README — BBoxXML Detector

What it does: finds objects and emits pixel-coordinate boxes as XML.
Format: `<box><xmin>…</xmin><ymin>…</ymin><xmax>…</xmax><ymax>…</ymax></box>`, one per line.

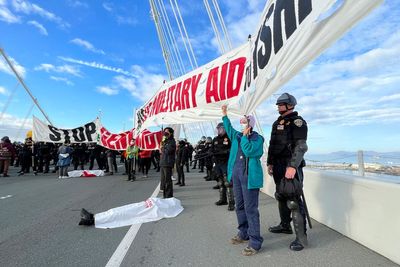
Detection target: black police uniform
<box><xmin>211</xmin><ymin>133</ymin><xmax>234</xmax><ymax>210</ymax></box>
<box><xmin>267</xmin><ymin>111</ymin><xmax>308</xmax><ymax>249</ymax></box>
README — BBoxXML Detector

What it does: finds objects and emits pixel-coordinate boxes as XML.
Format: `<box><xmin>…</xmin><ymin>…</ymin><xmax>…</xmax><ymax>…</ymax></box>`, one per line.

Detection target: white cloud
<box><xmin>96</xmin><ymin>86</ymin><xmax>118</xmax><ymax>95</ymax></box>
<box><xmin>59</xmin><ymin>56</ymin><xmax>137</xmax><ymax>77</ymax></box>
<box><xmin>27</xmin><ymin>20</ymin><xmax>48</xmax><ymax>35</ymax></box>
<box><xmin>102</xmin><ymin>2</ymin><xmax>137</xmax><ymax>26</ymax></box>
<box><xmin>116</xmin><ymin>15</ymin><xmax>137</xmax><ymax>26</ymax></box>
<box><xmin>34</xmin><ymin>63</ymin><xmax>81</xmax><ymax>77</ymax></box>
<box><xmin>67</xmin><ymin>0</ymin><xmax>88</xmax><ymax>8</ymax></box>
<box><xmin>50</xmin><ymin>76</ymin><xmax>73</xmax><ymax>86</ymax></box>
<box><xmin>0</xmin><ymin>4</ymin><xmax>20</xmax><ymax>23</ymax></box>
<box><xmin>0</xmin><ymin>55</ymin><xmax>26</xmax><ymax>78</ymax></box>
<box><xmin>70</xmin><ymin>38</ymin><xmax>105</xmax><ymax>55</ymax></box>
<box><xmin>378</xmin><ymin>93</ymin><xmax>400</xmax><ymax>102</ymax></box>
<box><xmin>0</xmin><ymin>112</ymin><xmax>32</xmax><ymax>142</ymax></box>
<box><xmin>102</xmin><ymin>2</ymin><xmax>113</xmax><ymax>12</ymax></box>
<box><xmin>0</xmin><ymin>85</ymin><xmax>8</xmax><ymax>95</ymax></box>
<box><xmin>11</xmin><ymin>0</ymin><xmax>70</xmax><ymax>28</ymax></box>
<box><xmin>113</xmin><ymin>65</ymin><xmax>165</xmax><ymax>102</ymax></box>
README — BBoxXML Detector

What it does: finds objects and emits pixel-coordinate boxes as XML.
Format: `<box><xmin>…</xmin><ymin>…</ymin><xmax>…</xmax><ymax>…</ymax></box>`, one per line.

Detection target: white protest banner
<box><xmin>136</xmin><ymin>0</ymin><xmax>382</xmax><ymax>130</ymax></box>
<box><xmin>32</xmin><ymin>116</ymin><xmax>99</xmax><ymax>143</ymax></box>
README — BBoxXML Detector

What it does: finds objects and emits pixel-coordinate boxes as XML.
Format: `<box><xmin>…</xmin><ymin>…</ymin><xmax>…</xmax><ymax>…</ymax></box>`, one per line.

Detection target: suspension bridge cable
<box><xmin>157</xmin><ymin>0</ymin><xmax>186</xmax><ymax>75</ymax></box>
<box><xmin>0</xmin><ymin>47</ymin><xmax>52</xmax><ymax>125</ymax></box>
<box><xmin>172</xmin><ymin>0</ymin><xmax>198</xmax><ymax>68</ymax></box>
<box><xmin>149</xmin><ymin>0</ymin><xmax>174</xmax><ymax>80</ymax></box>
<box><xmin>204</xmin><ymin>0</ymin><xmax>226</xmax><ymax>54</ymax></box>
<box><xmin>212</xmin><ymin>0</ymin><xmax>232</xmax><ymax>50</ymax></box>
<box><xmin>168</xmin><ymin>0</ymin><xmax>195</xmax><ymax>70</ymax></box>
<box><xmin>15</xmin><ymin>102</ymin><xmax>35</xmax><ymax>141</ymax></box>
<box><xmin>0</xmin><ymin>81</ymin><xmax>20</xmax><ymax>123</ymax></box>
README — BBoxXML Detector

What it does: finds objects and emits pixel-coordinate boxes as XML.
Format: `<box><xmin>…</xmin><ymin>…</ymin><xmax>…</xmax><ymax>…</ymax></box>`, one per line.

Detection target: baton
<box><xmin>296</xmin><ymin>167</ymin><xmax>312</xmax><ymax>229</ymax></box>
<box><xmin>301</xmin><ymin>192</ymin><xmax>312</xmax><ymax>229</ymax></box>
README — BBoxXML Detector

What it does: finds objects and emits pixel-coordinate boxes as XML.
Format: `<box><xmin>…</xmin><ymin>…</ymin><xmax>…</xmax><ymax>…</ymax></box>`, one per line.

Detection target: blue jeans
<box><xmin>232</xmin><ymin>168</ymin><xmax>263</xmax><ymax>250</ymax></box>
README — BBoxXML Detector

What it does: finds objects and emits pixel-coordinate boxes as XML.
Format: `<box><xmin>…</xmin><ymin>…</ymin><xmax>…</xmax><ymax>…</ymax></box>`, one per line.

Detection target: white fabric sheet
<box><xmin>94</xmin><ymin>197</ymin><xmax>184</xmax><ymax>229</ymax></box>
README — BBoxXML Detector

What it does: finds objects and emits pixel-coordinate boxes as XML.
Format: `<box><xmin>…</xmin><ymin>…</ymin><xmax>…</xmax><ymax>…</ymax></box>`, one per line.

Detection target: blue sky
<box><xmin>0</xmin><ymin>0</ymin><xmax>399</xmax><ymax>153</ymax></box>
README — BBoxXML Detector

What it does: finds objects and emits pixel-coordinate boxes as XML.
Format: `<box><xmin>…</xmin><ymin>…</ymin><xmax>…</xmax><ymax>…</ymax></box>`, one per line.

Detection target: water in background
<box><xmin>305</xmin><ymin>151</ymin><xmax>400</xmax><ymax>183</ymax></box>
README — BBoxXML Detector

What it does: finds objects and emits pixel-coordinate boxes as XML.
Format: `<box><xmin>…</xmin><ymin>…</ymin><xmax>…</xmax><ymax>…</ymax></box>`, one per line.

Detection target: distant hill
<box><xmin>305</xmin><ymin>151</ymin><xmax>400</xmax><ymax>166</ymax></box>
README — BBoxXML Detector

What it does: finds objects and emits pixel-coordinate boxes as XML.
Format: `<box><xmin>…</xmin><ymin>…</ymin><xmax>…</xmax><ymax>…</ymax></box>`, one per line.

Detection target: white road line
<box><xmin>105</xmin><ymin>183</ymin><xmax>160</xmax><ymax>267</ymax></box>
<box><xmin>0</xmin><ymin>195</ymin><xmax>13</xmax><ymax>200</ymax></box>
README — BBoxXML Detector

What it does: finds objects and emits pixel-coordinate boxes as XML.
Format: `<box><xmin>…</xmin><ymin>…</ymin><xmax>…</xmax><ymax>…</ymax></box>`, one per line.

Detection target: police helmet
<box><xmin>276</xmin><ymin>93</ymin><xmax>297</xmax><ymax>106</ymax></box>
<box><xmin>206</xmin><ymin>137</ymin><xmax>212</xmax><ymax>143</ymax></box>
<box><xmin>201</xmin><ymin>136</ymin><xmax>206</xmax><ymax>141</ymax></box>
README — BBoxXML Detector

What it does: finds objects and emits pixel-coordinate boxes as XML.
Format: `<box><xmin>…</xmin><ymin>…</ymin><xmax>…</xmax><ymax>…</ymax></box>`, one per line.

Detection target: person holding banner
<box><xmin>222</xmin><ymin>105</ymin><xmax>264</xmax><ymax>256</ymax></box>
<box><xmin>159</xmin><ymin>127</ymin><xmax>176</xmax><ymax>198</ymax></box>
<box><xmin>125</xmin><ymin>139</ymin><xmax>139</xmax><ymax>181</ymax></box>
<box><xmin>267</xmin><ymin>93</ymin><xmax>309</xmax><ymax>251</ymax></box>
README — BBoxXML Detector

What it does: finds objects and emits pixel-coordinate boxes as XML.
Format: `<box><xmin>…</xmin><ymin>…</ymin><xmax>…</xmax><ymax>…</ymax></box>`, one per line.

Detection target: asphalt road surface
<box><xmin>0</xmin><ymin>165</ymin><xmax>397</xmax><ymax>267</ymax></box>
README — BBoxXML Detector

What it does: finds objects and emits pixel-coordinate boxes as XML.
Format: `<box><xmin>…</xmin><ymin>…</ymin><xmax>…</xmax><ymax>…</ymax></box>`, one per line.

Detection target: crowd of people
<box><xmin>2</xmin><ymin>93</ymin><xmax>310</xmax><ymax>256</ymax></box>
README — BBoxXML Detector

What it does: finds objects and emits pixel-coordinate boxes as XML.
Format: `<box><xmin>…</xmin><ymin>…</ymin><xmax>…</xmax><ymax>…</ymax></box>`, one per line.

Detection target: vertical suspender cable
<box><xmin>212</xmin><ymin>0</ymin><xmax>232</xmax><ymax>50</ymax></box>
<box><xmin>157</xmin><ymin>0</ymin><xmax>186</xmax><ymax>75</ymax></box>
<box><xmin>169</xmin><ymin>0</ymin><xmax>195</xmax><ymax>70</ymax></box>
<box><xmin>149</xmin><ymin>0</ymin><xmax>174</xmax><ymax>80</ymax></box>
<box><xmin>204</xmin><ymin>0</ymin><xmax>225</xmax><ymax>54</ymax></box>
<box><xmin>172</xmin><ymin>0</ymin><xmax>198</xmax><ymax>68</ymax></box>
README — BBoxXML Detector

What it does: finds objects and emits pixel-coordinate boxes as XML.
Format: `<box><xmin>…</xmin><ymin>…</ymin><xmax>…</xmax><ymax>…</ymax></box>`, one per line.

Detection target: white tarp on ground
<box><xmin>67</xmin><ymin>170</ymin><xmax>105</xmax><ymax>177</ymax></box>
<box><xmin>94</xmin><ymin>197</ymin><xmax>184</xmax><ymax>229</ymax></box>
<box><xmin>136</xmin><ymin>0</ymin><xmax>383</xmax><ymax>131</ymax></box>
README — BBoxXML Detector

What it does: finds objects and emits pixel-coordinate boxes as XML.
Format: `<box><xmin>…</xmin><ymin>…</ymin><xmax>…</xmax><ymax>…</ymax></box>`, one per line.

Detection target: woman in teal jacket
<box><xmin>222</xmin><ymin>105</ymin><xmax>264</xmax><ymax>256</ymax></box>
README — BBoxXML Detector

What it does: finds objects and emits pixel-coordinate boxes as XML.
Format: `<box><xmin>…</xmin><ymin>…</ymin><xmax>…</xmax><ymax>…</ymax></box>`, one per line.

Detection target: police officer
<box><xmin>267</xmin><ymin>93</ymin><xmax>309</xmax><ymax>251</ymax></box>
<box><xmin>197</xmin><ymin>136</ymin><xmax>206</xmax><ymax>172</ymax></box>
<box><xmin>211</xmin><ymin>123</ymin><xmax>233</xmax><ymax>210</ymax></box>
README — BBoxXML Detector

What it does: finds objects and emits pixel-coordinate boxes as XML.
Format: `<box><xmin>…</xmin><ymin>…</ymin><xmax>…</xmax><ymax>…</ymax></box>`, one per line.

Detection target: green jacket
<box><xmin>126</xmin><ymin>145</ymin><xmax>139</xmax><ymax>159</ymax></box>
<box><xmin>223</xmin><ymin>115</ymin><xmax>264</xmax><ymax>189</ymax></box>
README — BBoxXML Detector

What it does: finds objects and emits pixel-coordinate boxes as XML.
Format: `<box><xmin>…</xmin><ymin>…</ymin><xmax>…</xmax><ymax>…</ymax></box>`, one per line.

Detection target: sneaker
<box><xmin>58</xmin><ymin>176</ymin><xmax>62</xmax><ymax>179</ymax></box>
<box><xmin>144</xmin><ymin>175</ymin><xmax>148</xmax><ymax>178</ymax></box>
<box><xmin>230</xmin><ymin>235</ymin><xmax>248</xmax><ymax>245</ymax></box>
<box><xmin>171</xmin><ymin>176</ymin><xmax>176</xmax><ymax>181</ymax></box>
<box><xmin>268</xmin><ymin>223</ymin><xmax>293</xmax><ymax>234</ymax></box>
<box><xmin>242</xmin><ymin>246</ymin><xmax>258</xmax><ymax>256</ymax></box>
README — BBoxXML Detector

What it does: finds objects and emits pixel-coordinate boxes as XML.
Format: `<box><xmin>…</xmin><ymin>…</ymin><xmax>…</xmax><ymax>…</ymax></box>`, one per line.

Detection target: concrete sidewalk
<box><xmin>122</xmin><ymin>170</ymin><xmax>397</xmax><ymax>267</ymax></box>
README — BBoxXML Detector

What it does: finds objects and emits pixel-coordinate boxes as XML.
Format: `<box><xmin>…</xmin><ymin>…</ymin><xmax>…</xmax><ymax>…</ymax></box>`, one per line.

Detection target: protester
<box><xmin>125</xmin><ymin>139</ymin><xmax>139</xmax><ymax>181</ymax></box>
<box><xmin>57</xmin><ymin>140</ymin><xmax>73</xmax><ymax>178</ymax></box>
<box><xmin>0</xmin><ymin>136</ymin><xmax>16</xmax><ymax>177</ymax></box>
<box><xmin>139</xmin><ymin>149</ymin><xmax>152</xmax><ymax>178</ymax></box>
<box><xmin>159</xmin><ymin>127</ymin><xmax>176</xmax><ymax>198</ymax></box>
<box><xmin>222</xmin><ymin>105</ymin><xmax>264</xmax><ymax>256</ymax></box>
